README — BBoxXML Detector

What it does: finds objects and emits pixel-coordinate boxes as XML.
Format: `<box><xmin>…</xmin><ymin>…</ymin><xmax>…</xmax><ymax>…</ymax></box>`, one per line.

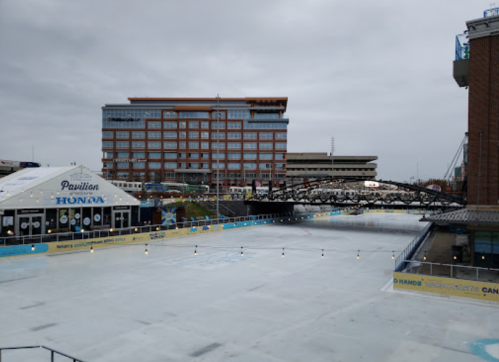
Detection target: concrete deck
<box><xmin>0</xmin><ymin>213</ymin><xmax>498</xmax><ymax>362</ymax></box>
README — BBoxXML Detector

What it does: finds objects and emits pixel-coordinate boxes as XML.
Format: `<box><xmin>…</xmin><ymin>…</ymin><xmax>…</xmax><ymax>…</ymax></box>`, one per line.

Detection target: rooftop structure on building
<box><xmin>102</xmin><ymin>97</ymin><xmax>289</xmax><ymax>189</ymax></box>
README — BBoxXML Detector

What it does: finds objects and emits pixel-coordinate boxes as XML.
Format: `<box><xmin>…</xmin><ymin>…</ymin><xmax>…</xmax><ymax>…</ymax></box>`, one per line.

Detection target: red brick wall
<box><xmin>467</xmin><ymin>35</ymin><xmax>499</xmax><ymax>206</ymax></box>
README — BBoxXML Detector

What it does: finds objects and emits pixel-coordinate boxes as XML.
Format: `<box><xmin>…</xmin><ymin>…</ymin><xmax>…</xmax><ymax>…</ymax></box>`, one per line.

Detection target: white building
<box><xmin>0</xmin><ymin>166</ymin><xmax>140</xmax><ymax>237</ymax></box>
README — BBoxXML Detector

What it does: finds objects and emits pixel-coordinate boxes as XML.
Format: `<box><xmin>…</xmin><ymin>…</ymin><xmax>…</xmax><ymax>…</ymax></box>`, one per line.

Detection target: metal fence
<box><xmin>0</xmin><ymin>212</ymin><xmax>301</xmax><ymax>247</ymax></box>
<box><xmin>0</xmin><ymin>345</ymin><xmax>85</xmax><ymax>362</ymax></box>
<box><xmin>394</xmin><ymin>223</ymin><xmax>433</xmax><ymax>271</ymax></box>
<box><xmin>398</xmin><ymin>259</ymin><xmax>499</xmax><ymax>283</ymax></box>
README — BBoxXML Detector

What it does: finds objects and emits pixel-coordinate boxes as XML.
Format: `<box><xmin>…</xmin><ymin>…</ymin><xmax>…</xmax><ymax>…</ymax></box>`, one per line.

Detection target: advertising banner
<box><xmin>161</xmin><ymin>207</ymin><xmax>177</xmax><ymax>226</ymax></box>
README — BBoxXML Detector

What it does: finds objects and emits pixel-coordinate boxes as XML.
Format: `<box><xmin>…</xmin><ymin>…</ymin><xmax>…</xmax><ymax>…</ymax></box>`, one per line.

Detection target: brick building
<box><xmin>101</xmin><ymin>97</ymin><xmax>288</xmax><ymax>189</ymax></box>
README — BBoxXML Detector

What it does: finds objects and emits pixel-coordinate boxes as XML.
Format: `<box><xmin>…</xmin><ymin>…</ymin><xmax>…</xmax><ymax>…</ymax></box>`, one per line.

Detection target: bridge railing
<box><xmin>394</xmin><ymin>223</ymin><xmax>433</xmax><ymax>272</ymax></box>
<box><xmin>0</xmin><ymin>345</ymin><xmax>86</xmax><ymax>362</ymax></box>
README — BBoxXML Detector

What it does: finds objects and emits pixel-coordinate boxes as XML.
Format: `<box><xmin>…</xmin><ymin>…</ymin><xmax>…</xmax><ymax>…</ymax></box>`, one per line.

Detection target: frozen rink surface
<box><xmin>1</xmin><ymin>213</ymin><xmax>499</xmax><ymax>362</ymax></box>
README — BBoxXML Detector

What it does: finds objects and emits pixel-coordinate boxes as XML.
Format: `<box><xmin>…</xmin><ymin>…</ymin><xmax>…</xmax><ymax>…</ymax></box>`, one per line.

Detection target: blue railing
<box><xmin>484</xmin><ymin>7</ymin><xmax>499</xmax><ymax>17</ymax></box>
<box><xmin>455</xmin><ymin>34</ymin><xmax>469</xmax><ymax>61</ymax></box>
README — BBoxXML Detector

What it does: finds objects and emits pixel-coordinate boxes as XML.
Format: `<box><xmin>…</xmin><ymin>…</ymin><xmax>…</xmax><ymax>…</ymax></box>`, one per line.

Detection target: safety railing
<box><xmin>0</xmin><ymin>345</ymin><xmax>85</xmax><ymax>362</ymax></box>
<box><xmin>398</xmin><ymin>260</ymin><xmax>499</xmax><ymax>283</ymax></box>
<box><xmin>394</xmin><ymin>223</ymin><xmax>433</xmax><ymax>272</ymax></box>
<box><xmin>0</xmin><ymin>212</ymin><xmax>300</xmax><ymax>247</ymax></box>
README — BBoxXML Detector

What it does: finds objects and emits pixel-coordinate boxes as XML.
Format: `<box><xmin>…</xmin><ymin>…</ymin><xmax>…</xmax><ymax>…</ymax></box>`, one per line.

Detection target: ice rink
<box><xmin>1</xmin><ymin>213</ymin><xmax>498</xmax><ymax>362</ymax></box>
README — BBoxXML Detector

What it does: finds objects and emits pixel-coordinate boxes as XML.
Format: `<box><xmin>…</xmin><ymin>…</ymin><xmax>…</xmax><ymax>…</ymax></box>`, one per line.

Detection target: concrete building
<box><xmin>285</xmin><ymin>153</ymin><xmax>377</xmax><ymax>184</ymax></box>
<box><xmin>101</xmin><ymin>97</ymin><xmax>289</xmax><ymax>189</ymax></box>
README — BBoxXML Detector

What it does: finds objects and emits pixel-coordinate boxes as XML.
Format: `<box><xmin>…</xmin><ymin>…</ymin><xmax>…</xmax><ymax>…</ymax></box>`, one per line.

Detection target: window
<box><xmin>164</xmin><ymin>172</ymin><xmax>176</xmax><ymax>179</ymax></box>
<box><xmin>275</xmin><ymin>142</ymin><xmax>287</xmax><ymax>150</ymax></box>
<box><xmin>116</xmin><ymin>141</ymin><xmax>129</xmax><ymax>149</ymax></box>
<box><xmin>164</xmin><ymin>121</ymin><xmax>177</xmax><ymax>128</ymax></box>
<box><xmin>179</xmin><ymin>121</ymin><xmax>186</xmax><ymax>128</ymax></box>
<box><xmin>228</xmin><ymin>153</ymin><xmax>241</xmax><ymax>160</ymax></box>
<box><xmin>212</xmin><ymin>111</ymin><xmax>226</xmax><ymax>119</ymax></box>
<box><xmin>179</xmin><ymin>112</ymin><xmax>210</xmax><ymax>119</ymax></box>
<box><xmin>228</xmin><ymin>132</ymin><xmax>241</xmax><ymax>139</ymax></box>
<box><xmin>254</xmin><ymin>113</ymin><xmax>279</xmax><ymax>119</ymax></box>
<box><xmin>178</xmin><ymin>131</ymin><xmax>186</xmax><ymax>139</ymax></box>
<box><xmin>212</xmin><ymin>152</ymin><xmax>225</xmax><ymax>160</ymax></box>
<box><xmin>164</xmin><ymin>142</ymin><xmax>177</xmax><ymax>149</ymax></box>
<box><xmin>201</xmin><ymin>121</ymin><xmax>209</xmax><ymax>129</ymax></box>
<box><xmin>212</xmin><ymin>142</ymin><xmax>225</xmax><ymax>149</ymax></box>
<box><xmin>189</xmin><ymin>121</ymin><xmax>199</xmax><ymax>128</ymax></box>
<box><xmin>164</xmin><ymin>152</ymin><xmax>177</xmax><ymax>159</ymax></box>
<box><xmin>259</xmin><ymin>132</ymin><xmax>273</xmax><ymax>140</ymax></box>
<box><xmin>201</xmin><ymin>142</ymin><xmax>209</xmax><ymax>149</ymax></box>
<box><xmin>261</xmin><ymin>173</ymin><xmax>271</xmax><ymax>178</ymax></box>
<box><xmin>163</xmin><ymin>111</ymin><xmax>177</xmax><ymax>118</ymax></box>
<box><xmin>228</xmin><ymin>109</ymin><xmax>250</xmax><ymax>119</ymax></box>
<box><xmin>133</xmin><ymin>163</ymin><xmax>145</xmax><ymax>169</ymax></box>
<box><xmin>200</xmin><ymin>163</ymin><xmax>209</xmax><ymax>169</ymax></box>
<box><xmin>117</xmin><ymin>152</ymin><xmax>129</xmax><ymax>158</ymax></box>
<box><xmin>201</xmin><ymin>153</ymin><xmax>209</xmax><ymax>159</ymax></box>
<box><xmin>228</xmin><ymin>163</ymin><xmax>240</xmax><ymax>170</ymax></box>
<box><xmin>211</xmin><ymin>132</ymin><xmax>225</xmax><ymax>139</ymax></box>
<box><xmin>117</xmin><ymin>172</ymin><xmax>129</xmax><ymax>178</ymax></box>
<box><xmin>117</xmin><ymin>162</ymin><xmax>129</xmax><ymax>168</ymax></box>
<box><xmin>275</xmin><ymin>174</ymin><xmax>285</xmax><ymax>178</ymax></box>
<box><xmin>201</xmin><ymin>131</ymin><xmax>209</xmax><ymax>139</ymax></box>
<box><xmin>104</xmin><ymin>162</ymin><xmax>113</xmax><ymax>169</ymax></box>
<box><xmin>260</xmin><ymin>163</ymin><xmax>272</xmax><ymax>169</ymax></box>
<box><xmin>102</xmin><ymin>141</ymin><xmax>113</xmax><ymax>148</ymax></box>
<box><xmin>212</xmin><ymin>163</ymin><xmax>225</xmax><ymax>169</ymax></box>
<box><xmin>133</xmin><ymin>152</ymin><xmax>145</xmax><ymax>158</ymax></box>
<box><xmin>102</xmin><ymin>131</ymin><xmax>113</xmax><ymax>138</ymax></box>
<box><xmin>189</xmin><ymin>131</ymin><xmax>199</xmax><ymax>139</ymax></box>
<box><xmin>276</xmin><ymin>163</ymin><xmax>285</xmax><ymax>170</ymax></box>
<box><xmin>228</xmin><ymin>122</ymin><xmax>241</xmax><ymax>129</ymax></box>
<box><xmin>132</xmin><ymin>141</ymin><xmax>145</xmax><ymax>149</ymax></box>
<box><xmin>243</xmin><ymin>153</ymin><xmax>257</xmax><ymax>160</ymax></box>
<box><xmin>149</xmin><ymin>162</ymin><xmax>161</xmax><ymax>169</ymax></box>
<box><xmin>179</xmin><ymin>152</ymin><xmax>187</xmax><ymax>159</ymax></box>
<box><xmin>116</xmin><ymin>131</ymin><xmax>129</xmax><ymax>139</ymax></box>
<box><xmin>260</xmin><ymin>153</ymin><xmax>273</xmax><ymax>160</ymax></box>
<box><xmin>189</xmin><ymin>153</ymin><xmax>199</xmax><ymax>159</ymax></box>
<box><xmin>246</xmin><ymin>173</ymin><xmax>257</xmax><ymax>178</ymax></box>
<box><xmin>179</xmin><ymin>162</ymin><xmax>186</xmax><ymax>169</ymax></box>
<box><xmin>227</xmin><ymin>142</ymin><xmax>241</xmax><ymax>150</ymax></box>
<box><xmin>179</xmin><ymin>141</ymin><xmax>186</xmax><ymax>149</ymax></box>
<box><xmin>212</xmin><ymin>121</ymin><xmax>225</xmax><ymax>129</ymax></box>
<box><xmin>244</xmin><ymin>132</ymin><xmax>257</xmax><ymax>140</ymax></box>
<box><xmin>164</xmin><ymin>162</ymin><xmax>177</xmax><ymax>168</ymax></box>
<box><xmin>148</xmin><ymin>121</ymin><xmax>161</xmax><ymax>129</ymax></box>
<box><xmin>164</xmin><ymin>131</ymin><xmax>177</xmax><ymax>138</ymax></box>
<box><xmin>275</xmin><ymin>153</ymin><xmax>285</xmax><ymax>160</ymax></box>
<box><xmin>133</xmin><ymin>172</ymin><xmax>145</xmax><ymax>177</ymax></box>
<box><xmin>275</xmin><ymin>133</ymin><xmax>287</xmax><ymax>140</ymax></box>
<box><xmin>243</xmin><ymin>163</ymin><xmax>257</xmax><ymax>170</ymax></box>
<box><xmin>105</xmin><ymin>152</ymin><xmax>113</xmax><ymax>158</ymax></box>
<box><xmin>132</xmin><ymin>131</ymin><xmax>145</xmax><ymax>139</ymax></box>
<box><xmin>148</xmin><ymin>152</ymin><xmax>161</xmax><ymax>159</ymax></box>
<box><xmin>189</xmin><ymin>163</ymin><xmax>199</xmax><ymax>169</ymax></box>
<box><xmin>244</xmin><ymin>142</ymin><xmax>257</xmax><ymax>150</ymax></box>
<box><xmin>260</xmin><ymin>143</ymin><xmax>273</xmax><ymax>150</ymax></box>
<box><xmin>148</xmin><ymin>142</ymin><xmax>161</xmax><ymax>149</ymax></box>
<box><xmin>148</xmin><ymin>131</ymin><xmax>161</xmax><ymax>139</ymax></box>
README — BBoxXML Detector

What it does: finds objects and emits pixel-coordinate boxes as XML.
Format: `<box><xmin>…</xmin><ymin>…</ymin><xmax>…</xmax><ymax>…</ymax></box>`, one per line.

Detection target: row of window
<box><xmin>102</xmin><ymin>141</ymin><xmax>287</xmax><ymax>150</ymax></box>
<box><xmin>102</xmin><ymin>131</ymin><xmax>287</xmax><ymax>140</ymax></box>
<box><xmin>112</xmin><ymin>172</ymin><xmax>285</xmax><ymax>181</ymax></box>
<box><xmin>105</xmin><ymin>162</ymin><xmax>284</xmax><ymax>170</ymax></box>
<box><xmin>104</xmin><ymin>152</ymin><xmax>285</xmax><ymax>160</ymax></box>
<box><xmin>103</xmin><ymin>119</ymin><xmax>287</xmax><ymax>130</ymax></box>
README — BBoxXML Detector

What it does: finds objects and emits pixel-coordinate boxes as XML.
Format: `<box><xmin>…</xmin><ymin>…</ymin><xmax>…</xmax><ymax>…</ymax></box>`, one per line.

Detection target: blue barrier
<box><xmin>0</xmin><ymin>244</ymin><xmax>49</xmax><ymax>258</ymax></box>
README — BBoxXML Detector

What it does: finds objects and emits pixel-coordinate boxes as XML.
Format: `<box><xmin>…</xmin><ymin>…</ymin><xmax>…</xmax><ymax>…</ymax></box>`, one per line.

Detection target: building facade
<box><xmin>101</xmin><ymin>97</ymin><xmax>289</xmax><ymax>189</ymax></box>
<box><xmin>285</xmin><ymin>153</ymin><xmax>377</xmax><ymax>185</ymax></box>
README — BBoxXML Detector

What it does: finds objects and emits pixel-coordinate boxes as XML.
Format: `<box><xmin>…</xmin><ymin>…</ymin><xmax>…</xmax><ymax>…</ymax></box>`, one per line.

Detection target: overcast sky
<box><xmin>0</xmin><ymin>0</ymin><xmax>486</xmax><ymax>181</ymax></box>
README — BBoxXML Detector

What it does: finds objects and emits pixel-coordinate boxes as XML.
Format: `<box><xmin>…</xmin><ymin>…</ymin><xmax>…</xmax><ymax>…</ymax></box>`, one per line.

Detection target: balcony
<box><xmin>453</xmin><ymin>34</ymin><xmax>469</xmax><ymax>87</ymax></box>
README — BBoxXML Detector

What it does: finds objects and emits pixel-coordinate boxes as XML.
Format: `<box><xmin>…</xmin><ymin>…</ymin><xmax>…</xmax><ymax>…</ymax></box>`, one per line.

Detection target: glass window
<box><xmin>228</xmin><ymin>163</ymin><xmax>240</xmax><ymax>170</ymax></box>
<box><xmin>275</xmin><ymin>132</ymin><xmax>287</xmax><ymax>139</ymax></box>
<box><xmin>243</xmin><ymin>163</ymin><xmax>257</xmax><ymax>170</ymax></box>
<box><xmin>254</xmin><ymin>113</ymin><xmax>279</xmax><ymax>119</ymax></box>
<box><xmin>164</xmin><ymin>121</ymin><xmax>177</xmax><ymax>129</ymax></box>
<box><xmin>260</xmin><ymin>143</ymin><xmax>273</xmax><ymax>150</ymax></box>
<box><xmin>201</xmin><ymin>131</ymin><xmax>209</xmax><ymax>139</ymax></box>
<box><xmin>201</xmin><ymin>142</ymin><xmax>209</xmax><ymax>149</ymax></box>
<box><xmin>148</xmin><ymin>121</ymin><xmax>161</xmax><ymax>128</ymax></box>
<box><xmin>244</xmin><ymin>132</ymin><xmax>257</xmax><ymax>140</ymax></box>
<box><xmin>179</xmin><ymin>131</ymin><xmax>186</xmax><ymax>139</ymax></box>
<box><xmin>260</xmin><ymin>163</ymin><xmax>272</xmax><ymax>169</ymax></box>
<box><xmin>211</xmin><ymin>132</ymin><xmax>225</xmax><ymax>139</ymax></box>
<box><xmin>105</xmin><ymin>152</ymin><xmax>113</xmax><ymax>158</ymax></box>
<box><xmin>227</xmin><ymin>142</ymin><xmax>241</xmax><ymax>149</ymax></box>
<box><xmin>164</xmin><ymin>162</ymin><xmax>177</xmax><ymax>168</ymax></box>
<box><xmin>104</xmin><ymin>162</ymin><xmax>113</xmax><ymax>169</ymax></box>
<box><xmin>228</xmin><ymin>122</ymin><xmax>241</xmax><ymax>129</ymax></box>
<box><xmin>201</xmin><ymin>153</ymin><xmax>209</xmax><ymax>159</ymax></box>
<box><xmin>102</xmin><ymin>141</ymin><xmax>113</xmax><ymax>148</ymax></box>
<box><xmin>212</xmin><ymin>163</ymin><xmax>225</xmax><ymax>169</ymax></box>
<box><xmin>202</xmin><ymin>163</ymin><xmax>209</xmax><ymax>169</ymax></box>
<box><xmin>133</xmin><ymin>162</ymin><xmax>145</xmax><ymax>169</ymax></box>
<box><xmin>163</xmin><ymin>111</ymin><xmax>177</xmax><ymax>118</ymax></box>
<box><xmin>164</xmin><ymin>142</ymin><xmax>177</xmax><ymax>149</ymax></box>
<box><xmin>164</xmin><ymin>131</ymin><xmax>177</xmax><ymax>138</ymax></box>
<box><xmin>228</xmin><ymin>153</ymin><xmax>241</xmax><ymax>160</ymax></box>
<box><xmin>179</xmin><ymin>162</ymin><xmax>186</xmax><ymax>168</ymax></box>
<box><xmin>179</xmin><ymin>121</ymin><xmax>186</xmax><ymax>128</ymax></box>
<box><xmin>260</xmin><ymin>153</ymin><xmax>273</xmax><ymax>160</ymax></box>
<box><xmin>117</xmin><ymin>152</ymin><xmax>129</xmax><ymax>158</ymax></box>
<box><xmin>116</xmin><ymin>131</ymin><xmax>129</xmax><ymax>139</ymax></box>
<box><xmin>212</xmin><ymin>121</ymin><xmax>225</xmax><ymax>129</ymax></box>
<box><xmin>164</xmin><ymin>152</ymin><xmax>177</xmax><ymax>159</ymax></box>
<box><xmin>117</xmin><ymin>162</ymin><xmax>129</xmax><ymax>168</ymax></box>
<box><xmin>132</xmin><ymin>131</ymin><xmax>145</xmax><ymax>138</ymax></box>
<box><xmin>243</xmin><ymin>153</ymin><xmax>257</xmax><ymax>160</ymax></box>
<box><xmin>102</xmin><ymin>131</ymin><xmax>113</xmax><ymax>138</ymax></box>
<box><xmin>116</xmin><ymin>141</ymin><xmax>129</xmax><ymax>149</ymax></box>
<box><xmin>259</xmin><ymin>132</ymin><xmax>273</xmax><ymax>140</ymax></box>
<box><xmin>148</xmin><ymin>152</ymin><xmax>161</xmax><ymax>159</ymax></box>
<box><xmin>228</xmin><ymin>109</ymin><xmax>250</xmax><ymax>119</ymax></box>
<box><xmin>189</xmin><ymin>131</ymin><xmax>199</xmax><ymax>139</ymax></box>
<box><xmin>275</xmin><ymin>142</ymin><xmax>287</xmax><ymax>149</ymax></box>
<box><xmin>117</xmin><ymin>172</ymin><xmax>129</xmax><ymax>178</ymax></box>
<box><xmin>179</xmin><ymin>112</ymin><xmax>210</xmax><ymax>119</ymax></box>
<box><xmin>275</xmin><ymin>153</ymin><xmax>285</xmax><ymax>160</ymax></box>
<box><xmin>228</xmin><ymin>132</ymin><xmax>241</xmax><ymax>139</ymax></box>
<box><xmin>164</xmin><ymin>172</ymin><xmax>176</xmax><ymax>179</ymax></box>
<box><xmin>132</xmin><ymin>141</ymin><xmax>145</xmax><ymax>149</ymax></box>
<box><xmin>189</xmin><ymin>153</ymin><xmax>199</xmax><ymax>159</ymax></box>
<box><xmin>149</xmin><ymin>162</ymin><xmax>161</xmax><ymax>169</ymax></box>
<box><xmin>212</xmin><ymin>152</ymin><xmax>225</xmax><ymax>160</ymax></box>
<box><xmin>148</xmin><ymin>142</ymin><xmax>161</xmax><ymax>149</ymax></box>
<box><xmin>212</xmin><ymin>142</ymin><xmax>225</xmax><ymax>149</ymax></box>
<box><xmin>212</xmin><ymin>111</ymin><xmax>226</xmax><ymax>119</ymax></box>
<box><xmin>201</xmin><ymin>121</ymin><xmax>209</xmax><ymax>129</ymax></box>
<box><xmin>179</xmin><ymin>152</ymin><xmax>186</xmax><ymax>159</ymax></box>
<box><xmin>189</xmin><ymin>121</ymin><xmax>199</xmax><ymax>128</ymax></box>
<box><xmin>148</xmin><ymin>131</ymin><xmax>161</xmax><ymax>139</ymax></box>
<box><xmin>133</xmin><ymin>152</ymin><xmax>145</xmax><ymax>158</ymax></box>
<box><xmin>179</xmin><ymin>141</ymin><xmax>186</xmax><ymax>149</ymax></box>
<box><xmin>244</xmin><ymin>142</ymin><xmax>257</xmax><ymax>150</ymax></box>
<box><xmin>189</xmin><ymin>163</ymin><xmax>199</xmax><ymax>169</ymax></box>
<box><xmin>276</xmin><ymin>163</ymin><xmax>285</xmax><ymax>170</ymax></box>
